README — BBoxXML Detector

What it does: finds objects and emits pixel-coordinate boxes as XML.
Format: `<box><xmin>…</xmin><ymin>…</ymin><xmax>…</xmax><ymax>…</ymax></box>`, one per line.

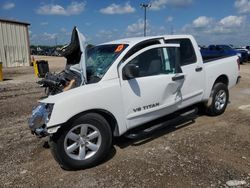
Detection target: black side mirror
<box><xmin>123</xmin><ymin>64</ymin><xmax>140</xmax><ymax>80</ymax></box>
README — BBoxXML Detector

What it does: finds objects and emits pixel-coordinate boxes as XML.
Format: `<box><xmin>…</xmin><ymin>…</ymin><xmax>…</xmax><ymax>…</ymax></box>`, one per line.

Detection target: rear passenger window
<box><xmin>165</xmin><ymin>39</ymin><xmax>197</xmax><ymax>66</ymax></box>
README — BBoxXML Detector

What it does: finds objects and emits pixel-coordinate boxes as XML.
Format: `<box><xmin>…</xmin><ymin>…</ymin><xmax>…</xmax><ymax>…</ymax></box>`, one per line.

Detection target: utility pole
<box><xmin>140</xmin><ymin>3</ymin><xmax>151</xmax><ymax>36</ymax></box>
<box><xmin>55</xmin><ymin>36</ymin><xmax>58</xmax><ymax>47</ymax></box>
<box><xmin>170</xmin><ymin>25</ymin><xmax>174</xmax><ymax>35</ymax></box>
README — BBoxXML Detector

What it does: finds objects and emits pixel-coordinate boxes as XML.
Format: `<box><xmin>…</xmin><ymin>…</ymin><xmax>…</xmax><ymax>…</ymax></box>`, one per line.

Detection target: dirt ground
<box><xmin>0</xmin><ymin>56</ymin><xmax>250</xmax><ymax>188</ymax></box>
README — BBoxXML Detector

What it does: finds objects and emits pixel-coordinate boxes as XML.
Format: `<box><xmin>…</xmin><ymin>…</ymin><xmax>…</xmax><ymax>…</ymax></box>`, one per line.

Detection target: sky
<box><xmin>0</xmin><ymin>0</ymin><xmax>250</xmax><ymax>46</ymax></box>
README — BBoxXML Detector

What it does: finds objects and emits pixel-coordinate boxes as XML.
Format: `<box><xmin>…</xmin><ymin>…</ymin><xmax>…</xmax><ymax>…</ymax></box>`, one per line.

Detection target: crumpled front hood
<box><xmin>61</xmin><ymin>27</ymin><xmax>88</xmax><ymax>84</ymax></box>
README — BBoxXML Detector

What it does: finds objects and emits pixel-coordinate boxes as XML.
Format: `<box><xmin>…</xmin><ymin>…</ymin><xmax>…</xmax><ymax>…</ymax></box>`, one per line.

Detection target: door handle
<box><xmin>172</xmin><ymin>75</ymin><xmax>184</xmax><ymax>81</ymax></box>
<box><xmin>195</xmin><ymin>67</ymin><xmax>203</xmax><ymax>72</ymax></box>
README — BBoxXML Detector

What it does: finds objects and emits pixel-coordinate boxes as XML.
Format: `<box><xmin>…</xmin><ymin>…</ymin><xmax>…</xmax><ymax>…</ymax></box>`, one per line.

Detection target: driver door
<box><xmin>119</xmin><ymin>44</ymin><xmax>185</xmax><ymax>129</ymax></box>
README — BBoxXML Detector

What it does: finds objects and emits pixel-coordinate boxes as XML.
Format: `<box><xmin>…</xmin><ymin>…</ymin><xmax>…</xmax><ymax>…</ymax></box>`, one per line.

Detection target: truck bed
<box><xmin>202</xmin><ymin>55</ymin><xmax>239</xmax><ymax>100</ymax></box>
<box><xmin>202</xmin><ymin>55</ymin><xmax>235</xmax><ymax>63</ymax></box>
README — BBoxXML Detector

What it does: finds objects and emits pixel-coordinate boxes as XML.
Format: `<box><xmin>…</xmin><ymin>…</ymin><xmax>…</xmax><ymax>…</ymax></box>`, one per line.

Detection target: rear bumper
<box><xmin>236</xmin><ymin>76</ymin><xmax>241</xmax><ymax>84</ymax></box>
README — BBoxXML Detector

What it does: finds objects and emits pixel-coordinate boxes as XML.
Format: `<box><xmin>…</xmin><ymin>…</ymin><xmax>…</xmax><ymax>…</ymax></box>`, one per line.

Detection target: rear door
<box><xmin>119</xmin><ymin>44</ymin><xmax>185</xmax><ymax>129</ymax></box>
<box><xmin>165</xmin><ymin>38</ymin><xmax>205</xmax><ymax>108</ymax></box>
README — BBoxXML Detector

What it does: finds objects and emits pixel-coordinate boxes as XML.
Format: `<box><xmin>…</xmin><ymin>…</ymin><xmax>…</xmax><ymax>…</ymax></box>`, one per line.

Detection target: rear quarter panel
<box><xmin>203</xmin><ymin>55</ymin><xmax>239</xmax><ymax>100</ymax></box>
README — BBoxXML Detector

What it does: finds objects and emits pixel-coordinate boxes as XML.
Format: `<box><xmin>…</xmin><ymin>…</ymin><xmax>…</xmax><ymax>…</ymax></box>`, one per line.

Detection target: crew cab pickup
<box><xmin>28</xmin><ymin>28</ymin><xmax>240</xmax><ymax>170</ymax></box>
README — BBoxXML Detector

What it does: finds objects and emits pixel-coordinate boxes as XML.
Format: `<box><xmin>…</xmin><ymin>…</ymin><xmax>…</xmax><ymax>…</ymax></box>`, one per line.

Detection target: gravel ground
<box><xmin>0</xmin><ymin>56</ymin><xmax>250</xmax><ymax>188</ymax></box>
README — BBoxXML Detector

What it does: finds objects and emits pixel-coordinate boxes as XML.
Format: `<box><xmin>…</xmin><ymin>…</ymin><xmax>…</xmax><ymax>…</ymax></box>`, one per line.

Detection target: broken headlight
<box><xmin>28</xmin><ymin>103</ymin><xmax>54</xmax><ymax>132</ymax></box>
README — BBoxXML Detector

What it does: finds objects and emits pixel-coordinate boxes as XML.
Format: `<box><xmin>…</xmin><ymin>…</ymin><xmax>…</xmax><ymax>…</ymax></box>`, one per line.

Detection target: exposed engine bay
<box><xmin>38</xmin><ymin>65</ymin><xmax>102</xmax><ymax>95</ymax></box>
<box><xmin>38</xmin><ymin>27</ymin><xmax>85</xmax><ymax>96</ymax></box>
<box><xmin>38</xmin><ymin>69</ymin><xmax>81</xmax><ymax>95</ymax></box>
<box><xmin>38</xmin><ymin>26</ymin><xmax>120</xmax><ymax>96</ymax></box>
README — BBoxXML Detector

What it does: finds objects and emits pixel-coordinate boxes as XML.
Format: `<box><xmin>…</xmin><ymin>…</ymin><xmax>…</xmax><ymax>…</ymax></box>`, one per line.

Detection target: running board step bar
<box><xmin>125</xmin><ymin>107</ymin><xmax>198</xmax><ymax>139</ymax></box>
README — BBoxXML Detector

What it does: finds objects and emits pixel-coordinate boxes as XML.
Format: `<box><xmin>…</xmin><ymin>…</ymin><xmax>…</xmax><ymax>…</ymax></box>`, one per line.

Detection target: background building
<box><xmin>0</xmin><ymin>18</ymin><xmax>30</xmax><ymax>67</ymax></box>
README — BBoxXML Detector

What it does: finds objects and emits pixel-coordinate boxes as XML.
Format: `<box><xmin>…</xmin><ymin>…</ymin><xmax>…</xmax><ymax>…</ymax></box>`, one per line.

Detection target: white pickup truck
<box><xmin>28</xmin><ymin>28</ymin><xmax>240</xmax><ymax>170</ymax></box>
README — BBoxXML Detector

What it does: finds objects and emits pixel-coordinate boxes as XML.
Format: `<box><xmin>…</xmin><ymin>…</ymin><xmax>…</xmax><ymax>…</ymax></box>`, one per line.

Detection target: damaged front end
<box><xmin>28</xmin><ymin>27</ymin><xmax>87</xmax><ymax>137</ymax></box>
<box><xmin>38</xmin><ymin>26</ymin><xmax>87</xmax><ymax>96</ymax></box>
<box><xmin>38</xmin><ymin>69</ymin><xmax>82</xmax><ymax>96</ymax></box>
<box><xmin>28</xmin><ymin>103</ymin><xmax>54</xmax><ymax>137</ymax></box>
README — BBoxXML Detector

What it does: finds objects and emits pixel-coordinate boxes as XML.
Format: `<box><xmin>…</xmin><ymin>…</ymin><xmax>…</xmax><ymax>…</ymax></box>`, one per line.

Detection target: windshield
<box><xmin>86</xmin><ymin>44</ymin><xmax>127</xmax><ymax>81</ymax></box>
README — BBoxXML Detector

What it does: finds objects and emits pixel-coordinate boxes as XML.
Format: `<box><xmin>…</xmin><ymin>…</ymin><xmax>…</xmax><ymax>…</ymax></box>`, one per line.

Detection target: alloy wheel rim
<box><xmin>64</xmin><ymin>124</ymin><xmax>102</xmax><ymax>161</ymax></box>
<box><xmin>215</xmin><ymin>90</ymin><xmax>226</xmax><ymax>110</ymax></box>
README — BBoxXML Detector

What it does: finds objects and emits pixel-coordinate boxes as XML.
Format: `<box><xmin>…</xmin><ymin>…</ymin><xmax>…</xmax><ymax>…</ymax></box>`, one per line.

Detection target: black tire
<box><xmin>49</xmin><ymin>113</ymin><xmax>112</xmax><ymax>170</ymax></box>
<box><xmin>205</xmin><ymin>83</ymin><xmax>229</xmax><ymax>116</ymax></box>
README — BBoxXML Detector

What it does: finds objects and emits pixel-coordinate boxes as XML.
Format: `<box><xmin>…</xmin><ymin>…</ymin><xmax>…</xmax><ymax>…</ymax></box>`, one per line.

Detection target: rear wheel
<box><xmin>205</xmin><ymin>83</ymin><xmax>229</xmax><ymax>116</ymax></box>
<box><xmin>49</xmin><ymin>113</ymin><xmax>112</xmax><ymax>170</ymax></box>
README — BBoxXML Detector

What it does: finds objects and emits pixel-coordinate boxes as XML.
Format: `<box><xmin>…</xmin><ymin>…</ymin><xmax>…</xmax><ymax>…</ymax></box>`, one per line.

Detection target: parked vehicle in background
<box><xmin>200</xmin><ymin>45</ymin><xmax>247</xmax><ymax>63</ymax></box>
<box><xmin>233</xmin><ymin>47</ymin><xmax>248</xmax><ymax>63</ymax></box>
<box><xmin>30</xmin><ymin>46</ymin><xmax>62</xmax><ymax>56</ymax></box>
<box><xmin>242</xmin><ymin>46</ymin><xmax>250</xmax><ymax>61</ymax></box>
<box><xmin>28</xmin><ymin>27</ymin><xmax>240</xmax><ymax>170</ymax></box>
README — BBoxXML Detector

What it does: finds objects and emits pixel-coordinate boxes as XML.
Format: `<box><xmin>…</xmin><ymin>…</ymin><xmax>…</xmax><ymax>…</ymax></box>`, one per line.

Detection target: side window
<box><xmin>124</xmin><ymin>47</ymin><xmax>175</xmax><ymax>78</ymax></box>
<box><xmin>122</xmin><ymin>40</ymin><xmax>160</xmax><ymax>62</ymax></box>
<box><xmin>165</xmin><ymin>39</ymin><xmax>197</xmax><ymax>66</ymax></box>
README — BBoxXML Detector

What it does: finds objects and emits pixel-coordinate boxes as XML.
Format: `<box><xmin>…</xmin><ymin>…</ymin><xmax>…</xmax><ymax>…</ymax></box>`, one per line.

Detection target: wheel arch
<box><xmin>63</xmin><ymin>109</ymin><xmax>120</xmax><ymax>137</ymax></box>
<box><xmin>213</xmin><ymin>74</ymin><xmax>229</xmax><ymax>87</ymax></box>
<box><xmin>205</xmin><ymin>74</ymin><xmax>229</xmax><ymax>109</ymax></box>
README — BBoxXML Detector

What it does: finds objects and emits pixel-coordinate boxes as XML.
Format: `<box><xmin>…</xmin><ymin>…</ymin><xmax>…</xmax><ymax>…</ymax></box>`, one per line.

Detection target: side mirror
<box><xmin>123</xmin><ymin>64</ymin><xmax>139</xmax><ymax>80</ymax></box>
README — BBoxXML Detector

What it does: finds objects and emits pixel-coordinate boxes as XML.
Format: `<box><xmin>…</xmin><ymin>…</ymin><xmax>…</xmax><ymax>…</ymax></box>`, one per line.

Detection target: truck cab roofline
<box><xmin>101</xmin><ymin>34</ymin><xmax>194</xmax><ymax>46</ymax></box>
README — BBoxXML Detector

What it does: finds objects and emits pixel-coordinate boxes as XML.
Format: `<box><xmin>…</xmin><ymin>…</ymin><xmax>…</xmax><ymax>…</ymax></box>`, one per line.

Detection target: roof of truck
<box><xmin>101</xmin><ymin>34</ymin><xmax>193</xmax><ymax>46</ymax></box>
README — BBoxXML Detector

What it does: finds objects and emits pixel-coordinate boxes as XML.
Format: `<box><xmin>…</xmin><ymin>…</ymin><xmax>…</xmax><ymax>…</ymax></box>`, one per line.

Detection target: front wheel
<box><xmin>49</xmin><ymin>113</ymin><xmax>112</xmax><ymax>170</ymax></box>
<box><xmin>205</xmin><ymin>83</ymin><xmax>229</xmax><ymax>116</ymax></box>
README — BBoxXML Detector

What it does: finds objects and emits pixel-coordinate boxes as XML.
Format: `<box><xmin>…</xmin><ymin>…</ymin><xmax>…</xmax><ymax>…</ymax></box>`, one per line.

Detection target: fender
<box><xmin>41</xmin><ymin>79</ymin><xmax>127</xmax><ymax>135</ymax></box>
